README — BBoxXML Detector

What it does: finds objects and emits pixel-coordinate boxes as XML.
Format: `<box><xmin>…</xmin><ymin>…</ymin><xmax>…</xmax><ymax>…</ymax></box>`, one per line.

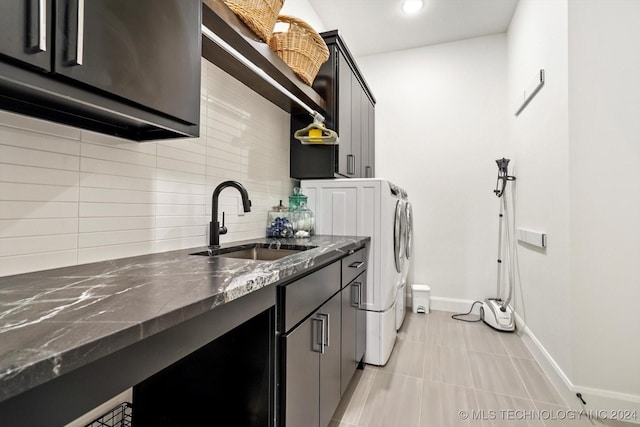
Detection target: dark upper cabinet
<box><xmin>54</xmin><ymin>0</ymin><xmax>200</xmax><ymax>125</ymax></box>
<box><xmin>0</xmin><ymin>0</ymin><xmax>201</xmax><ymax>141</ymax></box>
<box><xmin>0</xmin><ymin>0</ymin><xmax>52</xmax><ymax>71</ymax></box>
<box><xmin>290</xmin><ymin>31</ymin><xmax>376</xmax><ymax>179</ymax></box>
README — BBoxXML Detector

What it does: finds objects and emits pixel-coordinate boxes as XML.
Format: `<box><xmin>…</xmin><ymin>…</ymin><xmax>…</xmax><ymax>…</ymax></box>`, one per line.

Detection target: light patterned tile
<box><xmin>424</xmin><ymin>345</ymin><xmax>474</xmax><ymax>388</ymax></box>
<box><xmin>468</xmin><ymin>351</ymin><xmax>529</xmax><ymax>399</ymax></box>
<box><xmin>398</xmin><ymin>313</ymin><xmax>428</xmax><ymax>342</ymax></box>
<box><xmin>421</xmin><ymin>381</ymin><xmax>477</xmax><ymax>427</ymax></box>
<box><xmin>500</xmin><ymin>332</ymin><xmax>534</xmax><ymax>359</ymax></box>
<box><xmin>427</xmin><ymin>315</ymin><xmax>466</xmax><ymax>349</ymax></box>
<box><xmin>358</xmin><ymin>371</ymin><xmax>422</xmax><ymax>427</ymax></box>
<box><xmin>511</xmin><ymin>358</ymin><xmax>565</xmax><ymax>406</ymax></box>
<box><xmin>461</xmin><ymin>320</ymin><xmax>508</xmax><ymax>355</ymax></box>
<box><xmin>475</xmin><ymin>390</ymin><xmax>544</xmax><ymax>427</ymax></box>
<box><xmin>381</xmin><ymin>339</ymin><xmax>425</xmax><ymax>378</ymax></box>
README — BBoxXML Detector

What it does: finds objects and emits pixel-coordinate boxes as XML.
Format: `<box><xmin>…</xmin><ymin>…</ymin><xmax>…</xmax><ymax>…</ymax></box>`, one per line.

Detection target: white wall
<box><xmin>357</xmin><ymin>34</ymin><xmax>508</xmax><ymax>303</ymax></box>
<box><xmin>0</xmin><ymin>59</ymin><xmax>293</xmax><ymax>277</ymax></box>
<box><xmin>568</xmin><ymin>0</ymin><xmax>640</xmax><ymax>397</ymax></box>
<box><xmin>506</xmin><ymin>0</ymin><xmax>573</xmax><ymax>381</ymax></box>
<box><xmin>508</xmin><ymin>0</ymin><xmax>640</xmax><ymax>413</ymax></box>
<box><xmin>280</xmin><ymin>0</ymin><xmax>327</xmax><ymax>33</ymax></box>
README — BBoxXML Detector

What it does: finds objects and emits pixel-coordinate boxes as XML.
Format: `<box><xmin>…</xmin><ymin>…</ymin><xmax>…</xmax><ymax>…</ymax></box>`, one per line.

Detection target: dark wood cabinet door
<box><xmin>284</xmin><ymin>316</ymin><xmax>320</xmax><ymax>427</ymax></box>
<box><xmin>0</xmin><ymin>0</ymin><xmax>52</xmax><ymax>71</ymax></box>
<box><xmin>349</xmin><ymin>76</ymin><xmax>362</xmax><ymax>177</ymax></box>
<box><xmin>360</xmin><ymin>87</ymin><xmax>370</xmax><ymax>178</ymax></box>
<box><xmin>54</xmin><ymin>0</ymin><xmax>201</xmax><ymax>125</ymax></box>
<box><xmin>368</xmin><ymin>101</ymin><xmax>375</xmax><ymax>178</ymax></box>
<box><xmin>337</xmin><ymin>52</ymin><xmax>352</xmax><ymax>177</ymax></box>
<box><xmin>319</xmin><ymin>292</ymin><xmax>342</xmax><ymax>427</ymax></box>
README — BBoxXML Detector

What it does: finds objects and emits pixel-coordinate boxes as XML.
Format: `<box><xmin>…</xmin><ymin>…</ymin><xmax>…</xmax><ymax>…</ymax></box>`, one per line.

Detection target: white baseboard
<box><xmin>514</xmin><ymin>312</ymin><xmax>640</xmax><ymax>425</ymax></box>
<box><xmin>429</xmin><ymin>296</ymin><xmax>482</xmax><ymax>315</ymax></box>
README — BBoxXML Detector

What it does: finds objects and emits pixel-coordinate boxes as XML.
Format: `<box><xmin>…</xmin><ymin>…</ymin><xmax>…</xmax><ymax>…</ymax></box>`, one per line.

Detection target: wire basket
<box><xmin>221</xmin><ymin>0</ymin><xmax>284</xmax><ymax>43</ymax></box>
<box><xmin>268</xmin><ymin>15</ymin><xmax>330</xmax><ymax>86</ymax></box>
<box><xmin>85</xmin><ymin>402</ymin><xmax>132</xmax><ymax>427</ymax></box>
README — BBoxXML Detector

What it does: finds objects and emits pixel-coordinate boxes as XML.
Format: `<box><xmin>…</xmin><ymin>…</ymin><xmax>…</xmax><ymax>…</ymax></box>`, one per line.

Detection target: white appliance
<box><xmin>302</xmin><ymin>178</ymin><xmax>411</xmax><ymax>366</ymax></box>
<box><xmin>397</xmin><ymin>197</ymin><xmax>413</xmax><ymax>331</ymax></box>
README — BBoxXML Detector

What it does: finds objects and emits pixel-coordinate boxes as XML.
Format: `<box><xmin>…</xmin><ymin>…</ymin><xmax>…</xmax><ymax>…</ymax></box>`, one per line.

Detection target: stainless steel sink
<box><xmin>190</xmin><ymin>243</ymin><xmax>316</xmax><ymax>261</ymax></box>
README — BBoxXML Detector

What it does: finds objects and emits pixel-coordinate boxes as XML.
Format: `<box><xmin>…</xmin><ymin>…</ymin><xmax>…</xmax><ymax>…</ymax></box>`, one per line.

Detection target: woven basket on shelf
<box><xmin>268</xmin><ymin>15</ymin><xmax>330</xmax><ymax>86</ymax></box>
<box><xmin>222</xmin><ymin>0</ymin><xmax>284</xmax><ymax>43</ymax></box>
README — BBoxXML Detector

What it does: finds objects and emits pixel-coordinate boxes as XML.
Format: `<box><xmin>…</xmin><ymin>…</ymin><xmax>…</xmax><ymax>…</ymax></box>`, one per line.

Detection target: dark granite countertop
<box><xmin>0</xmin><ymin>235</ymin><xmax>369</xmax><ymax>404</ymax></box>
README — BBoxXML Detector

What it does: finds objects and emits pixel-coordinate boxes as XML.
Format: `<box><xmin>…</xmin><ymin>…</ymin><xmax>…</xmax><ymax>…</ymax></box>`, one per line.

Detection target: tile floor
<box><xmin>330</xmin><ymin>310</ymin><xmax>636</xmax><ymax>427</ymax></box>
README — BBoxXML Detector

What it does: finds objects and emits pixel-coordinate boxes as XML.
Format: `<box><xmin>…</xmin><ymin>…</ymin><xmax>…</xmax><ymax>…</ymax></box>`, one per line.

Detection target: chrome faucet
<box><xmin>210</xmin><ymin>181</ymin><xmax>252</xmax><ymax>247</ymax></box>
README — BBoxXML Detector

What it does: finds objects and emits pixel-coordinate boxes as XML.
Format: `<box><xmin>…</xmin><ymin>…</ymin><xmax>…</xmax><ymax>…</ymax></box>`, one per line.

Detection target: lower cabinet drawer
<box><xmin>342</xmin><ymin>247</ymin><xmax>367</xmax><ymax>286</ymax></box>
<box><xmin>282</xmin><ymin>261</ymin><xmax>340</xmax><ymax>332</ymax></box>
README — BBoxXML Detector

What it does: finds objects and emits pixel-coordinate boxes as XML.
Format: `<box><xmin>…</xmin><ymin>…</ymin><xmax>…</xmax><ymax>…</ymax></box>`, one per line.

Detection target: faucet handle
<box><xmin>219</xmin><ymin>211</ymin><xmax>228</xmax><ymax>235</ymax></box>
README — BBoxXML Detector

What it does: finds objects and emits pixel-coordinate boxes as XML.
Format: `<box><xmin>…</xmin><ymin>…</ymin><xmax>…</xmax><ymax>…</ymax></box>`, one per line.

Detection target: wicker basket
<box><xmin>268</xmin><ymin>15</ymin><xmax>330</xmax><ymax>86</ymax></box>
<box><xmin>222</xmin><ymin>0</ymin><xmax>284</xmax><ymax>43</ymax></box>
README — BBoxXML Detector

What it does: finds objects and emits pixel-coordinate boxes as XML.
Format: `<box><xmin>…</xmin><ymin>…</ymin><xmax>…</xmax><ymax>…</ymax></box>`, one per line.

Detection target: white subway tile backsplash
<box><xmin>79</xmin><ymin>217</ymin><xmax>155</xmax><ymax>233</ymax></box>
<box><xmin>79</xmin><ymin>203</ymin><xmax>156</xmax><ymax>218</ymax></box>
<box><xmin>80</xmin><ymin>157</ymin><xmax>156</xmax><ymax>180</ymax></box>
<box><xmin>0</xmin><ymin>110</ymin><xmax>81</xmax><ymax>140</ymax></box>
<box><xmin>0</xmin><ymin>59</ymin><xmax>293</xmax><ymax>276</ymax></box>
<box><xmin>0</xmin><ymin>183</ymin><xmax>79</xmax><ymax>202</ymax></box>
<box><xmin>1</xmin><ymin>201</ymin><xmax>79</xmax><ymax>220</ymax></box>
<box><xmin>0</xmin><ymin>218</ymin><xmax>78</xmax><ymax>238</ymax></box>
<box><xmin>80</xmin><ymin>130</ymin><xmax>157</xmax><ymax>155</ymax></box>
<box><xmin>80</xmin><ymin>142</ymin><xmax>157</xmax><ymax>167</ymax></box>
<box><xmin>1</xmin><ymin>250</ymin><xmax>78</xmax><ymax>276</ymax></box>
<box><xmin>79</xmin><ymin>187</ymin><xmax>156</xmax><ymax>204</ymax></box>
<box><xmin>78</xmin><ymin>229</ymin><xmax>156</xmax><ymax>249</ymax></box>
<box><xmin>80</xmin><ymin>173</ymin><xmax>154</xmax><ymax>192</ymax></box>
<box><xmin>0</xmin><ymin>164</ymin><xmax>79</xmax><ymax>186</ymax></box>
<box><xmin>1</xmin><ymin>234</ymin><xmax>77</xmax><ymax>257</ymax></box>
<box><xmin>0</xmin><ymin>126</ymin><xmax>80</xmax><ymax>154</ymax></box>
<box><xmin>1</xmin><ymin>144</ymin><xmax>80</xmax><ymax>171</ymax></box>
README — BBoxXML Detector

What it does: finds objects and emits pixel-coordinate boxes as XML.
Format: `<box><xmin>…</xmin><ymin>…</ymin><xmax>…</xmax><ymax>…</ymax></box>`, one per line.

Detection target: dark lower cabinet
<box><xmin>133</xmin><ymin>307</ymin><xmax>275</xmax><ymax>427</ymax></box>
<box><xmin>341</xmin><ymin>273</ymin><xmax>367</xmax><ymax>395</ymax></box>
<box><xmin>283</xmin><ymin>292</ymin><xmax>341</xmax><ymax>427</ymax></box>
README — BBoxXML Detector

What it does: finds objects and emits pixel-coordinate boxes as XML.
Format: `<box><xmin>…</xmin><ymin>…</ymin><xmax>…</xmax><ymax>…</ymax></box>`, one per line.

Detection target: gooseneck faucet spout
<box><xmin>210</xmin><ymin>181</ymin><xmax>252</xmax><ymax>247</ymax></box>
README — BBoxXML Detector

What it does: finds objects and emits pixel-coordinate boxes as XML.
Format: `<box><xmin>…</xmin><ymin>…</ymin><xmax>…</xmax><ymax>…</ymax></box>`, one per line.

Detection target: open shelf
<box><xmin>201</xmin><ymin>0</ymin><xmax>326</xmax><ymax>115</ymax></box>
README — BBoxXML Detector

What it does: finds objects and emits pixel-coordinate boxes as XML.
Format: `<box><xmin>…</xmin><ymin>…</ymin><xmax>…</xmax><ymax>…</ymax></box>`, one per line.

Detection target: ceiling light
<box><xmin>402</xmin><ymin>0</ymin><xmax>423</xmax><ymax>14</ymax></box>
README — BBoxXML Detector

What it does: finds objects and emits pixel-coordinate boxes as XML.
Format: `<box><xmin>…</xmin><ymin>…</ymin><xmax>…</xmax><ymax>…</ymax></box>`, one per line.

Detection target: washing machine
<box><xmin>302</xmin><ymin>178</ymin><xmax>407</xmax><ymax>366</ymax></box>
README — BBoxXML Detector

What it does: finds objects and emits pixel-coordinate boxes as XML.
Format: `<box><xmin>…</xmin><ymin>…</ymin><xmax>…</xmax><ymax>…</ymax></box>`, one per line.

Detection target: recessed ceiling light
<box><xmin>402</xmin><ymin>0</ymin><xmax>423</xmax><ymax>14</ymax></box>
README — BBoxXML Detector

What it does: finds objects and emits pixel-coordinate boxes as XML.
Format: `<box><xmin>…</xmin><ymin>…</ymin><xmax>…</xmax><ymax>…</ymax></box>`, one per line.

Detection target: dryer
<box><xmin>302</xmin><ymin>178</ymin><xmax>408</xmax><ymax>366</ymax></box>
<box><xmin>396</xmin><ymin>197</ymin><xmax>413</xmax><ymax>331</ymax></box>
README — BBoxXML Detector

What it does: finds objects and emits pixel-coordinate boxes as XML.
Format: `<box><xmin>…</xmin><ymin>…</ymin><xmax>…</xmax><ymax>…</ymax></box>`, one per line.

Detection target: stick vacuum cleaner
<box><xmin>481</xmin><ymin>158</ymin><xmax>516</xmax><ymax>332</ymax></box>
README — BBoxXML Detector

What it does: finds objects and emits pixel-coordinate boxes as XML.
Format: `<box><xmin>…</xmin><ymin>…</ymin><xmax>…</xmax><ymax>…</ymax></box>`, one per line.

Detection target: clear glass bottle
<box><xmin>266</xmin><ymin>200</ymin><xmax>293</xmax><ymax>238</ymax></box>
<box><xmin>290</xmin><ymin>201</ymin><xmax>315</xmax><ymax>238</ymax></box>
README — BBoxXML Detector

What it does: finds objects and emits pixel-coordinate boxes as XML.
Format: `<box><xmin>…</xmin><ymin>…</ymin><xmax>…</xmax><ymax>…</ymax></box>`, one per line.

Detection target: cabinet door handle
<box><xmin>67</xmin><ymin>0</ymin><xmax>84</xmax><ymax>65</ymax></box>
<box><xmin>28</xmin><ymin>0</ymin><xmax>47</xmax><ymax>52</ymax></box>
<box><xmin>76</xmin><ymin>0</ymin><xmax>85</xmax><ymax>65</ymax></box>
<box><xmin>365</xmin><ymin>165</ymin><xmax>372</xmax><ymax>178</ymax></box>
<box><xmin>318</xmin><ymin>313</ymin><xmax>329</xmax><ymax>348</ymax></box>
<box><xmin>349</xmin><ymin>261</ymin><xmax>364</xmax><ymax>269</ymax></box>
<box><xmin>311</xmin><ymin>317</ymin><xmax>324</xmax><ymax>353</ymax></box>
<box><xmin>347</xmin><ymin>154</ymin><xmax>355</xmax><ymax>175</ymax></box>
<box><xmin>351</xmin><ymin>282</ymin><xmax>361</xmax><ymax>308</ymax></box>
